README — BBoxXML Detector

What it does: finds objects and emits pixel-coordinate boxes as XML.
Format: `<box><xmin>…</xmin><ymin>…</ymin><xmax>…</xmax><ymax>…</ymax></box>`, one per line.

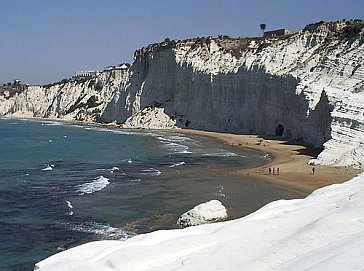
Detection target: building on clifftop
<box><xmin>73</xmin><ymin>70</ymin><xmax>99</xmax><ymax>79</ymax></box>
<box><xmin>264</xmin><ymin>28</ymin><xmax>292</xmax><ymax>38</ymax></box>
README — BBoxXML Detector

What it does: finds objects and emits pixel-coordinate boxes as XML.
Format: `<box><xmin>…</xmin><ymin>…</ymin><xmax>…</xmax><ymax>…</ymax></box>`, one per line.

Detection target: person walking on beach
<box><xmin>312</xmin><ymin>167</ymin><xmax>316</xmax><ymax>175</ymax></box>
<box><xmin>277</xmin><ymin>168</ymin><xmax>279</xmax><ymax>175</ymax></box>
<box><xmin>268</xmin><ymin>168</ymin><xmax>272</xmax><ymax>174</ymax></box>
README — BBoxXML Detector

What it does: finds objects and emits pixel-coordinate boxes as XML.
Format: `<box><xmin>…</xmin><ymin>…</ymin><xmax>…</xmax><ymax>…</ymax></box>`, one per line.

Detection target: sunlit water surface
<box><xmin>0</xmin><ymin>119</ymin><xmax>305</xmax><ymax>270</ymax></box>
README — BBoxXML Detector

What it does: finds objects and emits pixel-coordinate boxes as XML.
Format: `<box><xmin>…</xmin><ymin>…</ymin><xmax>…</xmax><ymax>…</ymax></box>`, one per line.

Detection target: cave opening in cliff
<box><xmin>275</xmin><ymin>124</ymin><xmax>284</xmax><ymax>136</ymax></box>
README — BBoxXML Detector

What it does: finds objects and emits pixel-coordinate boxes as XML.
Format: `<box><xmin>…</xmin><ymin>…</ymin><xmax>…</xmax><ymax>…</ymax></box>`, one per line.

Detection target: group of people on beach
<box><xmin>268</xmin><ymin>167</ymin><xmax>316</xmax><ymax>175</ymax></box>
<box><xmin>268</xmin><ymin>167</ymin><xmax>279</xmax><ymax>175</ymax></box>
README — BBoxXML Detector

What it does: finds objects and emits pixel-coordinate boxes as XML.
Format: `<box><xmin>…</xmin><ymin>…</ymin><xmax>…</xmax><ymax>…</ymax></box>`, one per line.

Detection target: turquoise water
<box><xmin>0</xmin><ymin>119</ymin><xmax>305</xmax><ymax>270</ymax></box>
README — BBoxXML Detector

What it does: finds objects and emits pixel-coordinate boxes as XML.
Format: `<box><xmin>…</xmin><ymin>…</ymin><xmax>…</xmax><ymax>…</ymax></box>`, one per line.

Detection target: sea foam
<box><xmin>169</xmin><ymin>161</ymin><xmax>186</xmax><ymax>168</ymax></box>
<box><xmin>158</xmin><ymin>135</ymin><xmax>193</xmax><ymax>154</ymax></box>
<box><xmin>65</xmin><ymin>201</ymin><xmax>74</xmax><ymax>216</ymax></box>
<box><xmin>140</xmin><ymin>168</ymin><xmax>161</xmax><ymax>176</ymax></box>
<box><xmin>163</xmin><ymin>142</ymin><xmax>192</xmax><ymax>154</ymax></box>
<box><xmin>96</xmin><ymin>166</ymin><xmax>119</xmax><ymax>172</ymax></box>
<box><xmin>44</xmin><ymin>121</ymin><xmax>63</xmax><ymax>126</ymax></box>
<box><xmin>65</xmin><ymin>221</ymin><xmax>133</xmax><ymax>240</ymax></box>
<box><xmin>78</xmin><ymin>176</ymin><xmax>110</xmax><ymax>195</ymax></box>
<box><xmin>84</xmin><ymin>126</ymin><xmax>147</xmax><ymax>136</ymax></box>
<box><xmin>65</xmin><ymin>201</ymin><xmax>73</xmax><ymax>209</ymax></box>
<box><xmin>157</xmin><ymin>135</ymin><xmax>190</xmax><ymax>142</ymax></box>
<box><xmin>202</xmin><ymin>149</ymin><xmax>238</xmax><ymax>157</ymax></box>
<box><xmin>42</xmin><ymin>165</ymin><xmax>53</xmax><ymax>171</ymax></box>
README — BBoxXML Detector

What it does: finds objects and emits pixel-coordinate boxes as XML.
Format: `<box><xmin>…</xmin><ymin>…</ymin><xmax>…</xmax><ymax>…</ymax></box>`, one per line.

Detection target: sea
<box><xmin>0</xmin><ymin>118</ymin><xmax>306</xmax><ymax>270</ymax></box>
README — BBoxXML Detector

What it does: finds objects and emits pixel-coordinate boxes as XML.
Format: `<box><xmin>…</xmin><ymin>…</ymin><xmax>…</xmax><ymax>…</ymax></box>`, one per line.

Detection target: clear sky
<box><xmin>0</xmin><ymin>0</ymin><xmax>362</xmax><ymax>85</ymax></box>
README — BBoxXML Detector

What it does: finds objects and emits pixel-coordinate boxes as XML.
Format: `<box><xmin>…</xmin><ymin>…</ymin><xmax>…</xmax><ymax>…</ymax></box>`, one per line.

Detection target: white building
<box><xmin>73</xmin><ymin>70</ymin><xmax>99</xmax><ymax>79</ymax></box>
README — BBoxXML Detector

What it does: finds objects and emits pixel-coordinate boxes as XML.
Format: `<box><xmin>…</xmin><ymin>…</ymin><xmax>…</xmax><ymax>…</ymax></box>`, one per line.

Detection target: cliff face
<box><xmin>0</xmin><ymin>68</ymin><xmax>129</xmax><ymax>122</ymax></box>
<box><xmin>1</xmin><ymin>21</ymin><xmax>363</xmax><ymax>168</ymax></box>
<box><xmin>100</xmin><ymin>21</ymin><xmax>364</xmax><ymax>168</ymax></box>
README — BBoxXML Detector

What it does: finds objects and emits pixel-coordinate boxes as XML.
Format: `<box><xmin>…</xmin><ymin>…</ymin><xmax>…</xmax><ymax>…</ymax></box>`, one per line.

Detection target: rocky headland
<box><xmin>2</xmin><ymin>19</ymin><xmax>363</xmax><ymax>271</ymax></box>
<box><xmin>1</xmin><ymin>20</ymin><xmax>363</xmax><ymax>169</ymax></box>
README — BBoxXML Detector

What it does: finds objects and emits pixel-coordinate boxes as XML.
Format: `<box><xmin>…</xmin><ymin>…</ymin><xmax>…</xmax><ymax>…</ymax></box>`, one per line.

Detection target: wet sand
<box><xmin>176</xmin><ymin>129</ymin><xmax>362</xmax><ymax>194</ymax></box>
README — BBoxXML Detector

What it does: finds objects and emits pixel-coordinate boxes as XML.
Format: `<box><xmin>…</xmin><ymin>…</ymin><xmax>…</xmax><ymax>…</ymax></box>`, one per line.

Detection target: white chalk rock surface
<box><xmin>177</xmin><ymin>199</ymin><xmax>228</xmax><ymax>227</ymax></box>
<box><xmin>0</xmin><ymin>67</ymin><xmax>128</xmax><ymax>122</ymax></box>
<box><xmin>35</xmin><ymin>173</ymin><xmax>364</xmax><ymax>271</ymax></box>
<box><xmin>121</xmin><ymin>107</ymin><xmax>176</xmax><ymax>129</ymax></box>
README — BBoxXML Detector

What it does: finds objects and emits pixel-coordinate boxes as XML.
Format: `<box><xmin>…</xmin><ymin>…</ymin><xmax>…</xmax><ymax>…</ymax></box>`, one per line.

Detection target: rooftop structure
<box><xmin>104</xmin><ymin>63</ymin><xmax>130</xmax><ymax>71</ymax></box>
<box><xmin>73</xmin><ymin>71</ymin><xmax>99</xmax><ymax>79</ymax></box>
<box><xmin>264</xmin><ymin>28</ymin><xmax>292</xmax><ymax>38</ymax></box>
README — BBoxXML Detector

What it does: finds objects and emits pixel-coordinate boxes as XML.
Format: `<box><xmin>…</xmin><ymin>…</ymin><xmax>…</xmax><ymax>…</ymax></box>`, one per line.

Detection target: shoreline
<box><xmin>2</xmin><ymin>116</ymin><xmax>361</xmax><ymax>194</ymax></box>
<box><xmin>176</xmin><ymin>129</ymin><xmax>362</xmax><ymax>194</ymax></box>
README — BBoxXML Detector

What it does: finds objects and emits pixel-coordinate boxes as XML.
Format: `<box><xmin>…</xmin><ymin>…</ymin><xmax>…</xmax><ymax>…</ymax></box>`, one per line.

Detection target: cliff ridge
<box><xmin>1</xmin><ymin>20</ymin><xmax>363</xmax><ymax>168</ymax></box>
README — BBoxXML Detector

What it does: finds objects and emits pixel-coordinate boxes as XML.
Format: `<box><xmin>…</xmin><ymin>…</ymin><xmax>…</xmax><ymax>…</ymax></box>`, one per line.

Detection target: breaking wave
<box><xmin>157</xmin><ymin>134</ymin><xmax>193</xmax><ymax>154</ymax></box>
<box><xmin>157</xmin><ymin>135</ymin><xmax>190</xmax><ymax>142</ymax></box>
<box><xmin>66</xmin><ymin>201</ymin><xmax>73</xmax><ymax>209</ymax></box>
<box><xmin>78</xmin><ymin>176</ymin><xmax>110</xmax><ymax>195</ymax></box>
<box><xmin>65</xmin><ymin>221</ymin><xmax>133</xmax><ymax>240</ymax></box>
<box><xmin>42</xmin><ymin>165</ymin><xmax>54</xmax><ymax>171</ymax></box>
<box><xmin>43</xmin><ymin>121</ymin><xmax>64</xmax><ymax>126</ymax></box>
<box><xmin>163</xmin><ymin>142</ymin><xmax>192</xmax><ymax>154</ymax></box>
<box><xmin>140</xmin><ymin>168</ymin><xmax>161</xmax><ymax>176</ymax></box>
<box><xmin>96</xmin><ymin>166</ymin><xmax>119</xmax><ymax>173</ymax></box>
<box><xmin>202</xmin><ymin>149</ymin><xmax>238</xmax><ymax>157</ymax></box>
<box><xmin>65</xmin><ymin>200</ymin><xmax>74</xmax><ymax>216</ymax></box>
<box><xmin>169</xmin><ymin>161</ymin><xmax>186</xmax><ymax>168</ymax></box>
<box><xmin>83</xmin><ymin>126</ymin><xmax>158</xmax><ymax>137</ymax></box>
<box><xmin>84</xmin><ymin>127</ymin><xmax>130</xmax><ymax>134</ymax></box>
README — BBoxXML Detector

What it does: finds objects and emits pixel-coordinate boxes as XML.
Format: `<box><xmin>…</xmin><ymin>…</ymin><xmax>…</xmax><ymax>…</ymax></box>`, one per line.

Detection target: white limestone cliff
<box><xmin>0</xmin><ymin>67</ymin><xmax>129</xmax><ymax>122</ymax></box>
<box><xmin>121</xmin><ymin>107</ymin><xmax>176</xmax><ymax>129</ymax></box>
<box><xmin>1</xmin><ymin>20</ymin><xmax>363</xmax><ymax>168</ymax></box>
<box><xmin>99</xmin><ymin>20</ymin><xmax>364</xmax><ymax>169</ymax></box>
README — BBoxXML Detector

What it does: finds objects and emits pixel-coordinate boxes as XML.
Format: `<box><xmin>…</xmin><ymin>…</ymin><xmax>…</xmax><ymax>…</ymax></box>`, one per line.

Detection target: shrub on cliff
<box><xmin>343</xmin><ymin>20</ymin><xmax>364</xmax><ymax>38</ymax></box>
<box><xmin>86</xmin><ymin>96</ymin><xmax>102</xmax><ymax>108</ymax></box>
<box><xmin>88</xmin><ymin>79</ymin><xmax>95</xmax><ymax>88</ymax></box>
<box><xmin>95</xmin><ymin>80</ymin><xmax>103</xmax><ymax>92</ymax></box>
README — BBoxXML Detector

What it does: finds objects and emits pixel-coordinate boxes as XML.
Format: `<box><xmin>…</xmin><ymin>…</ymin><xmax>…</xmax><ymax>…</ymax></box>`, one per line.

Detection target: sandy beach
<box><xmin>177</xmin><ymin>129</ymin><xmax>362</xmax><ymax>194</ymax></box>
<box><xmin>5</xmin><ymin>116</ymin><xmax>362</xmax><ymax>194</ymax></box>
